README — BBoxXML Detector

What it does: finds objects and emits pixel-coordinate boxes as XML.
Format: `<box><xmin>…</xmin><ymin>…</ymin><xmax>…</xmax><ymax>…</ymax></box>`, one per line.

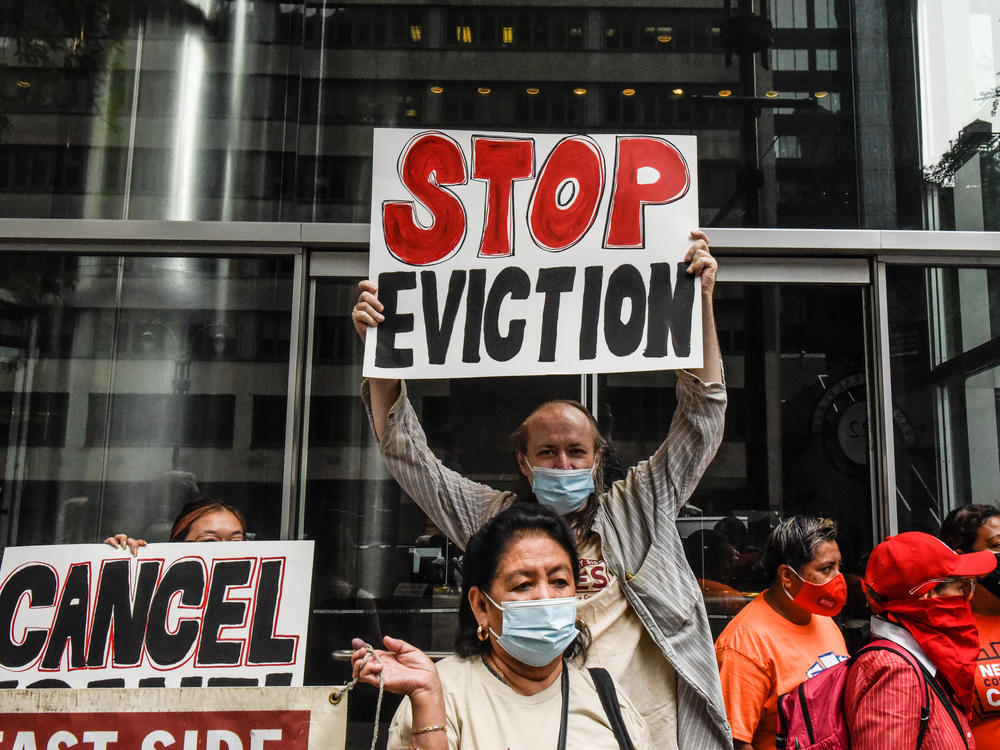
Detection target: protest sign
<box><xmin>0</xmin><ymin>685</ymin><xmax>347</xmax><ymax>750</ymax></box>
<box><xmin>366</xmin><ymin>127</ymin><xmax>701</xmax><ymax>379</ymax></box>
<box><xmin>0</xmin><ymin>541</ymin><xmax>314</xmax><ymax>689</ymax></box>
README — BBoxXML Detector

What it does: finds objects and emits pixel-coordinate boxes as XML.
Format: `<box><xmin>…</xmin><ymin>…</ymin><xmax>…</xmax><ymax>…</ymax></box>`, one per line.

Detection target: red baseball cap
<box><xmin>864</xmin><ymin>531</ymin><xmax>997</xmax><ymax>601</ymax></box>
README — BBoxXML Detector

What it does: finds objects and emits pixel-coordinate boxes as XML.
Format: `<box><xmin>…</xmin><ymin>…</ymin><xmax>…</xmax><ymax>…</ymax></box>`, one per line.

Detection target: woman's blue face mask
<box><xmin>528</xmin><ymin>465</ymin><xmax>595</xmax><ymax>515</ymax></box>
<box><xmin>485</xmin><ymin>593</ymin><xmax>579</xmax><ymax>667</ymax></box>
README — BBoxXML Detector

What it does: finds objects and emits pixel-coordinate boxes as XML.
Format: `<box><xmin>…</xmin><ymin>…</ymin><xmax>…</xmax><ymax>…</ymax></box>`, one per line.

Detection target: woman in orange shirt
<box><xmin>714</xmin><ymin>516</ymin><xmax>849</xmax><ymax>750</ymax></box>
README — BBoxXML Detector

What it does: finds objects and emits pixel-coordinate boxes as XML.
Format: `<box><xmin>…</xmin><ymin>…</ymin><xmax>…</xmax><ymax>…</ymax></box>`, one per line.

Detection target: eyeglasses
<box><xmin>908</xmin><ymin>576</ymin><xmax>976</xmax><ymax>599</ymax></box>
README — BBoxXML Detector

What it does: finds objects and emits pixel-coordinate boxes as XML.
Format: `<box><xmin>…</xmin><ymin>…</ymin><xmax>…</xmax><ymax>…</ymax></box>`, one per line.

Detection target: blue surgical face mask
<box><xmin>485</xmin><ymin>593</ymin><xmax>579</xmax><ymax>667</ymax></box>
<box><xmin>529</xmin><ymin>465</ymin><xmax>595</xmax><ymax>515</ymax></box>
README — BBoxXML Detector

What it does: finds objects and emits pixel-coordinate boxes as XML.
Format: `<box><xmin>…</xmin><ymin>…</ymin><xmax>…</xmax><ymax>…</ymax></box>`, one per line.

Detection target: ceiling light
<box><xmin>573</xmin><ymin>87</ymin><xmax>587</xmax><ymax>96</ymax></box>
<box><xmin>764</xmin><ymin>90</ymin><xmax>780</xmax><ymax>98</ymax></box>
<box><xmin>526</xmin><ymin>87</ymin><xmax>540</xmax><ymax>95</ymax></box>
<box><xmin>477</xmin><ymin>87</ymin><xmax>492</xmax><ymax>95</ymax></box>
<box><xmin>430</xmin><ymin>85</ymin><xmax>444</xmax><ymax>94</ymax></box>
<box><xmin>672</xmin><ymin>88</ymin><xmax>684</xmax><ymax>96</ymax></box>
<box><xmin>813</xmin><ymin>90</ymin><xmax>829</xmax><ymax>98</ymax></box>
<box><xmin>622</xmin><ymin>88</ymin><xmax>636</xmax><ymax>97</ymax></box>
<box><xmin>718</xmin><ymin>89</ymin><xmax>732</xmax><ymax>97</ymax></box>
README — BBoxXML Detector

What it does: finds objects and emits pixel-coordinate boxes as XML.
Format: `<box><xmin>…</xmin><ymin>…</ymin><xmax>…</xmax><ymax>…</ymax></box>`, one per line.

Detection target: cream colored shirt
<box><xmin>387</xmin><ymin>655</ymin><xmax>649</xmax><ymax>750</ymax></box>
<box><xmin>577</xmin><ymin>537</ymin><xmax>680</xmax><ymax>750</ymax></box>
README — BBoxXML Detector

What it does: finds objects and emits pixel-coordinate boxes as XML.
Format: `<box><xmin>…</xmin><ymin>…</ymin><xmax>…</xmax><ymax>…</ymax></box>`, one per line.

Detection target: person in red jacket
<box><xmin>940</xmin><ymin>504</ymin><xmax>1000</xmax><ymax>749</ymax></box>
<box><xmin>845</xmin><ymin>531</ymin><xmax>996</xmax><ymax>749</ymax></box>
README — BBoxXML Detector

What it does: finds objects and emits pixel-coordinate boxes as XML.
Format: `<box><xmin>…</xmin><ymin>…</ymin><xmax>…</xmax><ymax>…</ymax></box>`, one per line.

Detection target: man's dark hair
<box><xmin>455</xmin><ymin>502</ymin><xmax>589</xmax><ymax>662</ymax></box>
<box><xmin>761</xmin><ymin>515</ymin><xmax>838</xmax><ymax>582</ymax></box>
<box><xmin>940</xmin><ymin>504</ymin><xmax>1000</xmax><ymax>552</ymax></box>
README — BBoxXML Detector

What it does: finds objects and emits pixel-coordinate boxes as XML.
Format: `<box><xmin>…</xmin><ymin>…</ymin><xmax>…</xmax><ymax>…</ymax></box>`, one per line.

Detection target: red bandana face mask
<box><xmin>881</xmin><ymin>595</ymin><xmax>979</xmax><ymax>713</ymax></box>
<box><xmin>785</xmin><ymin>569</ymin><xmax>847</xmax><ymax>616</ymax></box>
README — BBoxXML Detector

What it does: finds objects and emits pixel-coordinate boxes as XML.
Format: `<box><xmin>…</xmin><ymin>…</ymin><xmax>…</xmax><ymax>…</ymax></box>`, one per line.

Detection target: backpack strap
<box><xmin>587</xmin><ymin>667</ymin><xmax>635</xmax><ymax>750</ymax></box>
<box><xmin>913</xmin><ymin>659</ymin><xmax>970</xmax><ymax>750</ymax></box>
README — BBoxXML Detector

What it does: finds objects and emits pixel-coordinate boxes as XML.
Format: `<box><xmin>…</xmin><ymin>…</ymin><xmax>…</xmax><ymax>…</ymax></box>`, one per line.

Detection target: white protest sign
<box><xmin>366</xmin><ymin>127</ymin><xmax>701</xmax><ymax>379</ymax></box>
<box><xmin>0</xmin><ymin>541</ymin><xmax>314</xmax><ymax>689</ymax></box>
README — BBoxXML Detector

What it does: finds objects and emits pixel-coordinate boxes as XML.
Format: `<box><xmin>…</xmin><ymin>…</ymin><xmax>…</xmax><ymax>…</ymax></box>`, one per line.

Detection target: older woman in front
<box><xmin>351</xmin><ymin>503</ymin><xmax>648</xmax><ymax>750</ymax></box>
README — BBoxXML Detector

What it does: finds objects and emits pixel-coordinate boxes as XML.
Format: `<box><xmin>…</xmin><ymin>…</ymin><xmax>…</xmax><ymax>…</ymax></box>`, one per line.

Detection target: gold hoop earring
<box><xmin>477</xmin><ymin>624</ymin><xmax>489</xmax><ymax>642</ymax></box>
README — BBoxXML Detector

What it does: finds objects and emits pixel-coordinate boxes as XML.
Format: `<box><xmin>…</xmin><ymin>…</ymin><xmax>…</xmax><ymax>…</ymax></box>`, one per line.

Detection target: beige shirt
<box><xmin>577</xmin><ymin>539</ymin><xmax>680</xmax><ymax>750</ymax></box>
<box><xmin>387</xmin><ymin>655</ymin><xmax>649</xmax><ymax>750</ymax></box>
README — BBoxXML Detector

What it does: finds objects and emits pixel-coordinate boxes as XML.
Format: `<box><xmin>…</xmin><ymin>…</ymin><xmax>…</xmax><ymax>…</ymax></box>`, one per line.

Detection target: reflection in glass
<box><xmin>919</xmin><ymin>2</ymin><xmax>1000</xmax><ymax>230</ymax></box>
<box><xmin>0</xmin><ymin>1</ymin><xmax>889</xmax><ymax>228</ymax></box>
<box><xmin>887</xmin><ymin>265</ymin><xmax>1000</xmax><ymax>532</ymax></box>
<box><xmin>303</xmin><ymin>277</ymin><xmax>875</xmax><ymax>666</ymax></box>
<box><xmin>0</xmin><ymin>254</ymin><xmax>294</xmax><ymax>553</ymax></box>
<box><xmin>600</xmin><ymin>282</ymin><xmax>872</xmax><ymax>635</ymax></box>
<box><xmin>301</xmin><ymin>278</ymin><xmax>578</xmax><ymax>740</ymax></box>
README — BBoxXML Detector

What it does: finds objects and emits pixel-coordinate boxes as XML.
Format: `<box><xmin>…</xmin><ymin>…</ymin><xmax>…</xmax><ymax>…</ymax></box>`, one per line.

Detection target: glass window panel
<box><xmin>773</xmin><ymin>49</ymin><xmax>810</xmax><ymax>71</ymax></box>
<box><xmin>887</xmin><ymin>265</ymin><xmax>1000</xmax><ymax>531</ymax></box>
<box><xmin>814</xmin><ymin>0</ymin><xmax>840</xmax><ymax>29</ymax></box>
<box><xmin>597</xmin><ymin>282</ymin><xmax>873</xmax><ymax>641</ymax></box>
<box><xmin>302</xmin><ymin>277</ymin><xmax>579</xmax><ymax>739</ymax></box>
<box><xmin>774</xmin><ymin>0</ymin><xmax>809</xmax><ymax>29</ymax></box>
<box><xmin>816</xmin><ymin>49</ymin><xmax>839</xmax><ymax>71</ymax></box>
<box><xmin>776</xmin><ymin>135</ymin><xmax>803</xmax><ymax>159</ymax></box>
<box><xmin>919</xmin><ymin>3</ymin><xmax>1000</xmax><ymax>230</ymax></box>
<box><xmin>0</xmin><ymin>253</ymin><xmax>294</xmax><ymax>553</ymax></box>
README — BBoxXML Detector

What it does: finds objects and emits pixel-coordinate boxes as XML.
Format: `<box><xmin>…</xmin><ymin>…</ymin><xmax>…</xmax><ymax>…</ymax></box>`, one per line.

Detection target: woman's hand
<box><xmin>351</xmin><ymin>636</ymin><xmax>441</xmax><ymax>699</ymax></box>
<box><xmin>103</xmin><ymin>534</ymin><xmax>147</xmax><ymax>556</ymax></box>
<box><xmin>352</xmin><ymin>280</ymin><xmax>384</xmax><ymax>344</ymax></box>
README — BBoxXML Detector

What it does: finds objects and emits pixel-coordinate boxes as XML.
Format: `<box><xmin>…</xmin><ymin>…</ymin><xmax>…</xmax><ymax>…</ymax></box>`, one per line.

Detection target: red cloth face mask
<box><xmin>880</xmin><ymin>595</ymin><xmax>979</xmax><ymax>714</ymax></box>
<box><xmin>785</xmin><ymin>569</ymin><xmax>847</xmax><ymax>616</ymax></box>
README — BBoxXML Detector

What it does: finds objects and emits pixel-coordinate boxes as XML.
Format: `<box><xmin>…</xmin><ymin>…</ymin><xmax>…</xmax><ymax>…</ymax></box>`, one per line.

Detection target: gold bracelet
<box><xmin>411</xmin><ymin>724</ymin><xmax>446</xmax><ymax>735</ymax></box>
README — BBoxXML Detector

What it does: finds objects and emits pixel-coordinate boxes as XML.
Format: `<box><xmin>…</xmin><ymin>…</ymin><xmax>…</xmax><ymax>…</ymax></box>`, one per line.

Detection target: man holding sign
<box><xmin>351</xmin><ymin>230</ymin><xmax>728</xmax><ymax>749</ymax></box>
<box><xmin>353</xmin><ymin>127</ymin><xmax>728</xmax><ymax>747</ymax></box>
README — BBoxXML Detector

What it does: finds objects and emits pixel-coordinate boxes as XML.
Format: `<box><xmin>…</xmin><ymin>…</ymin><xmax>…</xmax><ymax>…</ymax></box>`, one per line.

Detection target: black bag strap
<box><xmin>587</xmin><ymin>667</ymin><xmax>635</xmax><ymax>750</ymax></box>
<box><xmin>913</xmin><ymin>659</ymin><xmax>969</xmax><ymax>750</ymax></box>
<box><xmin>557</xmin><ymin>664</ymin><xmax>569</xmax><ymax>750</ymax></box>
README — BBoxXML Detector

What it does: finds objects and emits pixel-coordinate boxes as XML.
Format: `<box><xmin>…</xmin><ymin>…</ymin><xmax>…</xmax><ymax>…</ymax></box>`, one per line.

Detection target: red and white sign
<box><xmin>0</xmin><ymin>685</ymin><xmax>346</xmax><ymax>749</ymax></box>
<box><xmin>0</xmin><ymin>542</ymin><xmax>314</xmax><ymax>689</ymax></box>
<box><xmin>366</xmin><ymin>128</ymin><xmax>702</xmax><ymax>379</ymax></box>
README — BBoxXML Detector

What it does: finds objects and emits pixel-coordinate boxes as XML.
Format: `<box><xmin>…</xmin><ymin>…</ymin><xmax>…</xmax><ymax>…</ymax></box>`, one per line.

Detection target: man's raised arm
<box><xmin>352</xmin><ymin>279</ymin><xmax>399</xmax><ymax>441</ymax></box>
<box><xmin>684</xmin><ymin>229</ymin><xmax>723</xmax><ymax>385</ymax></box>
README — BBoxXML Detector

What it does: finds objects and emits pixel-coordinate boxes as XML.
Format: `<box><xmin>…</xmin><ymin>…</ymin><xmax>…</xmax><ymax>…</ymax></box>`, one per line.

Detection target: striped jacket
<box><xmin>362</xmin><ymin>371</ymin><xmax>732</xmax><ymax>749</ymax></box>
<box><xmin>845</xmin><ymin>647</ymin><xmax>974</xmax><ymax>749</ymax></box>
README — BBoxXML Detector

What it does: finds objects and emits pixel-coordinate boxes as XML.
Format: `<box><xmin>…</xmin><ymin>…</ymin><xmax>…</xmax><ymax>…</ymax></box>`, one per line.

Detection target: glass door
<box><xmin>300</xmin><ymin>255</ymin><xmax>877</xmax><ymax>736</ymax></box>
<box><xmin>884</xmin><ymin>262</ymin><xmax>1000</xmax><ymax>532</ymax></box>
<box><xmin>600</xmin><ymin>260</ymin><xmax>875</xmax><ymax>645</ymax></box>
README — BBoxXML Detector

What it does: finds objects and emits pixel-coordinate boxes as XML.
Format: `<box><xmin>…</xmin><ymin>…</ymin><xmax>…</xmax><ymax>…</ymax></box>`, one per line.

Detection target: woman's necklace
<box><xmin>482</xmin><ymin>653</ymin><xmax>509</xmax><ymax>686</ymax></box>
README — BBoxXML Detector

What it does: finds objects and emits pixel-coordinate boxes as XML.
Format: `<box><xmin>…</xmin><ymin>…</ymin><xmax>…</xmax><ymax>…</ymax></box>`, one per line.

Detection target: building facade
<box><xmin>1</xmin><ymin>0</ymin><xmax>999</xmax><ymax>739</ymax></box>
